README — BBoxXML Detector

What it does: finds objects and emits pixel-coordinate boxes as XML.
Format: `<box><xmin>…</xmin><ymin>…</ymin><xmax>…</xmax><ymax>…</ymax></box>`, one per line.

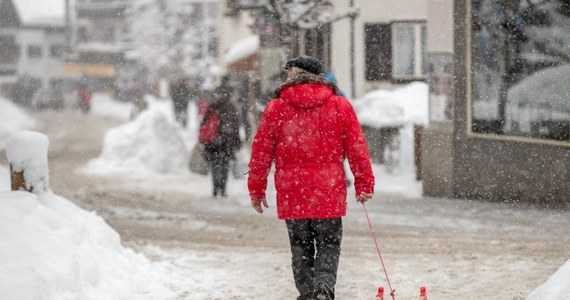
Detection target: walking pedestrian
<box><xmin>77</xmin><ymin>81</ymin><xmax>91</xmax><ymax>113</ymax></box>
<box><xmin>169</xmin><ymin>78</ymin><xmax>191</xmax><ymax>127</ymax></box>
<box><xmin>200</xmin><ymin>75</ymin><xmax>241</xmax><ymax>197</ymax></box>
<box><xmin>248</xmin><ymin>55</ymin><xmax>375</xmax><ymax>300</ymax></box>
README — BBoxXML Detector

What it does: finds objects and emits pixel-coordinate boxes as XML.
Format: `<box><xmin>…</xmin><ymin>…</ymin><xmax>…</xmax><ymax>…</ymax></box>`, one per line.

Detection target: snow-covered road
<box><xmin>3</xmin><ymin>110</ymin><xmax>569</xmax><ymax>299</ymax></box>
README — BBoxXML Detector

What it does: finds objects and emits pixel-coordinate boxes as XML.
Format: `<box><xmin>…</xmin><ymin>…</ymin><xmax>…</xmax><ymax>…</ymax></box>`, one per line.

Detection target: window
<box><xmin>0</xmin><ymin>35</ymin><xmax>19</xmax><ymax>64</ymax></box>
<box><xmin>28</xmin><ymin>45</ymin><xmax>42</xmax><ymax>58</ymax></box>
<box><xmin>50</xmin><ymin>45</ymin><xmax>64</xmax><ymax>58</ymax></box>
<box><xmin>393</xmin><ymin>22</ymin><xmax>426</xmax><ymax>78</ymax></box>
<box><xmin>470</xmin><ymin>0</ymin><xmax>570</xmax><ymax>141</ymax></box>
<box><xmin>225</xmin><ymin>0</ymin><xmax>239</xmax><ymax>17</ymax></box>
<box><xmin>365</xmin><ymin>23</ymin><xmax>391</xmax><ymax>81</ymax></box>
<box><xmin>365</xmin><ymin>21</ymin><xmax>426</xmax><ymax>81</ymax></box>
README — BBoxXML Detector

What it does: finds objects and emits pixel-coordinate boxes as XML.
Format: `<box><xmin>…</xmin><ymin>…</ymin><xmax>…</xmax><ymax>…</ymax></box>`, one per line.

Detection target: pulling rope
<box><xmin>362</xmin><ymin>202</ymin><xmax>396</xmax><ymax>300</ymax></box>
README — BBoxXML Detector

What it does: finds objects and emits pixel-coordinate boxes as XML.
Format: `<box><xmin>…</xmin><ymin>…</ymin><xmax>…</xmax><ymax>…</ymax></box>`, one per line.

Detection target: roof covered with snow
<box><xmin>223</xmin><ymin>35</ymin><xmax>259</xmax><ymax>65</ymax></box>
<box><xmin>12</xmin><ymin>0</ymin><xmax>65</xmax><ymax>27</ymax></box>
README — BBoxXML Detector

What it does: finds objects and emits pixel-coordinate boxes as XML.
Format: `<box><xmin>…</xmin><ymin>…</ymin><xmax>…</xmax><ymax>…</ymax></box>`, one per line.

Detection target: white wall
<box><xmin>217</xmin><ymin>2</ymin><xmax>256</xmax><ymax>72</ymax></box>
<box><xmin>427</xmin><ymin>0</ymin><xmax>454</xmax><ymax>53</ymax></box>
<box><xmin>331</xmin><ymin>0</ymin><xmax>452</xmax><ymax>99</ymax></box>
<box><xmin>17</xmin><ymin>29</ymin><xmax>66</xmax><ymax>88</ymax></box>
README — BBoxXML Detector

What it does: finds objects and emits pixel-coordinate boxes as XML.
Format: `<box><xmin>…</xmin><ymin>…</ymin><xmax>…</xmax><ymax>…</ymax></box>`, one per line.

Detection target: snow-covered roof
<box><xmin>223</xmin><ymin>35</ymin><xmax>259</xmax><ymax>65</ymax></box>
<box><xmin>76</xmin><ymin>42</ymin><xmax>129</xmax><ymax>53</ymax></box>
<box><xmin>12</xmin><ymin>0</ymin><xmax>65</xmax><ymax>27</ymax></box>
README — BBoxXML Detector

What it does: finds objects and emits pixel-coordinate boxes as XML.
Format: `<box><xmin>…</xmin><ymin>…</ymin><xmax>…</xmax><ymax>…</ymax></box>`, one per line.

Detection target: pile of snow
<box><xmin>5</xmin><ymin>131</ymin><xmax>49</xmax><ymax>193</ymax></box>
<box><xmin>83</xmin><ymin>97</ymin><xmax>189</xmax><ymax>176</ymax></box>
<box><xmin>0</xmin><ymin>190</ymin><xmax>172</xmax><ymax>299</ymax></box>
<box><xmin>527</xmin><ymin>259</ymin><xmax>570</xmax><ymax>300</ymax></box>
<box><xmin>354</xmin><ymin>82</ymin><xmax>429</xmax><ymax>128</ymax></box>
<box><xmin>0</xmin><ymin>97</ymin><xmax>36</xmax><ymax>150</ymax></box>
<box><xmin>12</xmin><ymin>0</ymin><xmax>65</xmax><ymax>26</ymax></box>
<box><xmin>1</xmin><ymin>131</ymin><xmax>171</xmax><ymax>299</ymax></box>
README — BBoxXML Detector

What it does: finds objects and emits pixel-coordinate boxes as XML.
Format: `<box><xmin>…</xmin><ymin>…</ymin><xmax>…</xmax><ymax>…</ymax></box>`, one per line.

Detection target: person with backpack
<box><xmin>248</xmin><ymin>56</ymin><xmax>375</xmax><ymax>300</ymax></box>
<box><xmin>199</xmin><ymin>75</ymin><xmax>241</xmax><ymax>198</ymax></box>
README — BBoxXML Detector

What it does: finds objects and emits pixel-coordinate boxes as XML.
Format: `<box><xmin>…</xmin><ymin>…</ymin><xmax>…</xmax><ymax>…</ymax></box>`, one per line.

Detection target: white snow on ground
<box><xmin>1</xmin><ymin>83</ymin><xmax>569</xmax><ymax>299</ymax></box>
<box><xmin>0</xmin><ymin>190</ymin><xmax>174</xmax><ymax>299</ymax></box>
<box><xmin>0</xmin><ymin>96</ymin><xmax>36</xmax><ymax>150</ymax></box>
<box><xmin>0</xmin><ymin>131</ymin><xmax>172</xmax><ymax>299</ymax></box>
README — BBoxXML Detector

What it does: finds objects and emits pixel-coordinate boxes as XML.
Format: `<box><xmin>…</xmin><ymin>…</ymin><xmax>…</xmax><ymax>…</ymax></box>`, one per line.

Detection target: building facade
<box><xmin>0</xmin><ymin>0</ymin><xmax>67</xmax><ymax>94</ymax></box>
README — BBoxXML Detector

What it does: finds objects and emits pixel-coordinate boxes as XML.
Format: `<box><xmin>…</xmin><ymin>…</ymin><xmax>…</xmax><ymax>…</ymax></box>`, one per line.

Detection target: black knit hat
<box><xmin>283</xmin><ymin>55</ymin><xmax>324</xmax><ymax>75</ymax></box>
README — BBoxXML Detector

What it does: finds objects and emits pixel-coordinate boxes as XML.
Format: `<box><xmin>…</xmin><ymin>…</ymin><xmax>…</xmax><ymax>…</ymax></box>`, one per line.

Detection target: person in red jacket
<box><xmin>248</xmin><ymin>55</ymin><xmax>375</xmax><ymax>300</ymax></box>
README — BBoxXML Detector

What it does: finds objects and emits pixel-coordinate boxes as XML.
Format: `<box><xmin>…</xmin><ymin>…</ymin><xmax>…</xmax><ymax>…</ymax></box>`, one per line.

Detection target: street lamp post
<box><xmin>349</xmin><ymin>0</ymin><xmax>356</xmax><ymax>99</ymax></box>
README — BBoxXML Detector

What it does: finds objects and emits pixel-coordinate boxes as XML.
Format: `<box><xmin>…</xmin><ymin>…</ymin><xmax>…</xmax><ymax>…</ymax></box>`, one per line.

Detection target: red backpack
<box><xmin>199</xmin><ymin>110</ymin><xmax>220</xmax><ymax>144</ymax></box>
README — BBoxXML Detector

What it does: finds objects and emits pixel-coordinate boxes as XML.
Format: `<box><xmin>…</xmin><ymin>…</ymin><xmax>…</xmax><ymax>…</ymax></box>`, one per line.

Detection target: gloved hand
<box><xmin>356</xmin><ymin>192</ymin><xmax>373</xmax><ymax>203</ymax></box>
<box><xmin>251</xmin><ymin>198</ymin><xmax>269</xmax><ymax>214</ymax></box>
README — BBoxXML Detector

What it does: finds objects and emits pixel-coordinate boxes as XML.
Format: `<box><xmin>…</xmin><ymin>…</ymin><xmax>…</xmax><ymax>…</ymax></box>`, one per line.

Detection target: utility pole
<box><xmin>349</xmin><ymin>0</ymin><xmax>356</xmax><ymax>99</ymax></box>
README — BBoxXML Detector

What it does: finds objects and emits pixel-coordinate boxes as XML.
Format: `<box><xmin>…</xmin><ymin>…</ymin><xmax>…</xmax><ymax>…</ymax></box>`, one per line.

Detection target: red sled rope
<box><xmin>362</xmin><ymin>202</ymin><xmax>396</xmax><ymax>300</ymax></box>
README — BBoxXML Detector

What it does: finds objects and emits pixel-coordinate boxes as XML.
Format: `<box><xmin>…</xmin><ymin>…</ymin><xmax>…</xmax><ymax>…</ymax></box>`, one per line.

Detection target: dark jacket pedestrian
<box><xmin>201</xmin><ymin>76</ymin><xmax>241</xmax><ymax>197</ymax></box>
<box><xmin>248</xmin><ymin>55</ymin><xmax>375</xmax><ymax>300</ymax></box>
<box><xmin>169</xmin><ymin>78</ymin><xmax>191</xmax><ymax>127</ymax></box>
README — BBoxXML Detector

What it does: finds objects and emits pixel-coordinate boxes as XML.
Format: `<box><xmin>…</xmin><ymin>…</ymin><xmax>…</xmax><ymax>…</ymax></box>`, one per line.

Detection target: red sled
<box><xmin>374</xmin><ymin>286</ymin><xmax>427</xmax><ymax>300</ymax></box>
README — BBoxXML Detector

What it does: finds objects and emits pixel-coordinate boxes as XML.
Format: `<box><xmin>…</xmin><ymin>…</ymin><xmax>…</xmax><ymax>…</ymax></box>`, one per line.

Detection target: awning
<box><xmin>64</xmin><ymin>63</ymin><xmax>116</xmax><ymax>78</ymax></box>
<box><xmin>224</xmin><ymin>35</ymin><xmax>259</xmax><ymax>66</ymax></box>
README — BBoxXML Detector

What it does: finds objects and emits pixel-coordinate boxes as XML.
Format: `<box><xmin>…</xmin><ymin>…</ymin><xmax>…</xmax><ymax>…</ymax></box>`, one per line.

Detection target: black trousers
<box><xmin>286</xmin><ymin>218</ymin><xmax>343</xmax><ymax>300</ymax></box>
<box><xmin>205</xmin><ymin>149</ymin><xmax>230</xmax><ymax>196</ymax></box>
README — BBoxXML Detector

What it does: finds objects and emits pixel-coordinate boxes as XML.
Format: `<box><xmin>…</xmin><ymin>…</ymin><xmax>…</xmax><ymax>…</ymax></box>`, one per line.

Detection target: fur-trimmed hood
<box><xmin>274</xmin><ymin>72</ymin><xmax>341</xmax><ymax>109</ymax></box>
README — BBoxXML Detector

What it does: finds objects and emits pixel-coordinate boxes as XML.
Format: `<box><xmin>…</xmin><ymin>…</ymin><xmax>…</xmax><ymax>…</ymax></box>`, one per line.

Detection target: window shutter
<box><xmin>365</xmin><ymin>23</ymin><xmax>392</xmax><ymax>81</ymax></box>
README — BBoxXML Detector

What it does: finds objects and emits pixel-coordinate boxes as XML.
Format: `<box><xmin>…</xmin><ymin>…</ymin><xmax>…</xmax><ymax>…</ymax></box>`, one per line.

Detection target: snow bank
<box><xmin>0</xmin><ymin>96</ymin><xmax>36</xmax><ymax>150</ymax></box>
<box><xmin>353</xmin><ymin>82</ymin><xmax>429</xmax><ymax>128</ymax></box>
<box><xmin>83</xmin><ymin>98</ymin><xmax>189</xmax><ymax>176</ymax></box>
<box><xmin>0</xmin><ymin>190</ymin><xmax>172</xmax><ymax>299</ymax></box>
<box><xmin>12</xmin><ymin>0</ymin><xmax>65</xmax><ymax>26</ymax></box>
<box><xmin>5</xmin><ymin>131</ymin><xmax>49</xmax><ymax>193</ymax></box>
<box><xmin>527</xmin><ymin>259</ymin><xmax>570</xmax><ymax>300</ymax></box>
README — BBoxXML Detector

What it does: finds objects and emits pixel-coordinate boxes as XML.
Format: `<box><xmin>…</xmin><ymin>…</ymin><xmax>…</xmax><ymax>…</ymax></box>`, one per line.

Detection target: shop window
<box><xmin>470</xmin><ymin>0</ymin><xmax>570</xmax><ymax>142</ymax></box>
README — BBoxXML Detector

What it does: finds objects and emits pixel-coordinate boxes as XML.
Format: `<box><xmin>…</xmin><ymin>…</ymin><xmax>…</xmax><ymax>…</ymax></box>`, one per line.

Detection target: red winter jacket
<box><xmin>248</xmin><ymin>74</ymin><xmax>375</xmax><ymax>220</ymax></box>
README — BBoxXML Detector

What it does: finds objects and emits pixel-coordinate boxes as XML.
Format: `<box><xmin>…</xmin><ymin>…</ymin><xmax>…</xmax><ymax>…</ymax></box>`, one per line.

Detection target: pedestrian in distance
<box><xmin>323</xmin><ymin>71</ymin><xmax>347</xmax><ymax>98</ymax></box>
<box><xmin>77</xmin><ymin>81</ymin><xmax>91</xmax><ymax>114</ymax></box>
<box><xmin>248</xmin><ymin>55</ymin><xmax>375</xmax><ymax>300</ymax></box>
<box><xmin>200</xmin><ymin>74</ymin><xmax>241</xmax><ymax>198</ymax></box>
<box><xmin>169</xmin><ymin>78</ymin><xmax>191</xmax><ymax>127</ymax></box>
